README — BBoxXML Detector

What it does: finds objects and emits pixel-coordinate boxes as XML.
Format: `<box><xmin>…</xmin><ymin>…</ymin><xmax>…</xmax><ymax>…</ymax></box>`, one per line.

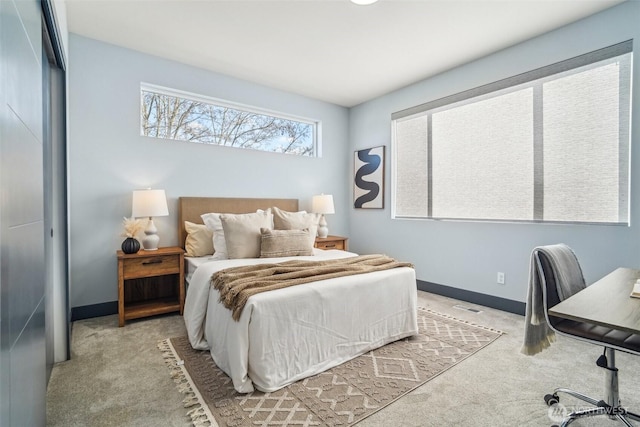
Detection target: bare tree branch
<box><xmin>141</xmin><ymin>90</ymin><xmax>314</xmax><ymax>156</ymax></box>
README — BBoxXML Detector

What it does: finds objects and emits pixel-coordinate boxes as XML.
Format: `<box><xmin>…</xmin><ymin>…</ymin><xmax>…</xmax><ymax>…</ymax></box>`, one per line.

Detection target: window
<box><xmin>140</xmin><ymin>84</ymin><xmax>319</xmax><ymax>157</ymax></box>
<box><xmin>392</xmin><ymin>41</ymin><xmax>632</xmax><ymax>224</ymax></box>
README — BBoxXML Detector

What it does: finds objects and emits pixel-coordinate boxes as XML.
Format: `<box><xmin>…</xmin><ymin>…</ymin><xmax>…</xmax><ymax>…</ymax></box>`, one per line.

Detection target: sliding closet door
<box><xmin>0</xmin><ymin>0</ymin><xmax>54</xmax><ymax>424</ymax></box>
<box><xmin>43</xmin><ymin>17</ymin><xmax>69</xmax><ymax>369</ymax></box>
<box><xmin>50</xmin><ymin>65</ymin><xmax>69</xmax><ymax>364</ymax></box>
<box><xmin>43</xmin><ymin>32</ymin><xmax>55</xmax><ymax>381</ymax></box>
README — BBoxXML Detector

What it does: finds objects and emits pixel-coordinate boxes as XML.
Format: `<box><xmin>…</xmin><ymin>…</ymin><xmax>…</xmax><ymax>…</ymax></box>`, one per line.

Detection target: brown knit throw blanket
<box><xmin>211</xmin><ymin>254</ymin><xmax>414</xmax><ymax>321</ymax></box>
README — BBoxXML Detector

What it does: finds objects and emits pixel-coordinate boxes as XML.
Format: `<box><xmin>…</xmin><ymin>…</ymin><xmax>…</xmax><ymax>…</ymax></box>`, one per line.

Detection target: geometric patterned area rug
<box><xmin>159</xmin><ymin>308</ymin><xmax>503</xmax><ymax>427</ymax></box>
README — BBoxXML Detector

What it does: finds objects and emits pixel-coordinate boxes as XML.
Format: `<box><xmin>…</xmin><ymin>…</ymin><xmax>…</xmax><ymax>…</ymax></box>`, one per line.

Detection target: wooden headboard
<box><xmin>178</xmin><ymin>197</ymin><xmax>299</xmax><ymax>249</ymax></box>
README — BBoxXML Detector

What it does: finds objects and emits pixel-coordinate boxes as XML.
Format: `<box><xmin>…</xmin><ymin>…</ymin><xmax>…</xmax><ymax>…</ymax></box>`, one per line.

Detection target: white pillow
<box><xmin>220</xmin><ymin>211</ymin><xmax>272</xmax><ymax>259</ymax></box>
<box><xmin>200</xmin><ymin>212</ymin><xmax>228</xmax><ymax>260</ymax></box>
<box><xmin>272</xmin><ymin>206</ymin><xmax>319</xmax><ymax>246</ymax></box>
<box><xmin>256</xmin><ymin>208</ymin><xmax>274</xmax><ymax>228</ymax></box>
<box><xmin>272</xmin><ymin>206</ymin><xmax>310</xmax><ymax>229</ymax></box>
<box><xmin>201</xmin><ymin>210</ymin><xmax>274</xmax><ymax>260</ymax></box>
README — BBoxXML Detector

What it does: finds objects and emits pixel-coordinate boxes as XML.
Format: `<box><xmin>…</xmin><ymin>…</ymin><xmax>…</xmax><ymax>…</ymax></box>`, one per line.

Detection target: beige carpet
<box><xmin>160</xmin><ymin>308</ymin><xmax>503</xmax><ymax>427</ymax></box>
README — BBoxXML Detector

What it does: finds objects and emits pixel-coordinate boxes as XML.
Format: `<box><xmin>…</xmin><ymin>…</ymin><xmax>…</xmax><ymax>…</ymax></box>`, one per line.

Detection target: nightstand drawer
<box><xmin>315</xmin><ymin>240</ymin><xmax>345</xmax><ymax>251</ymax></box>
<box><xmin>314</xmin><ymin>235</ymin><xmax>348</xmax><ymax>251</ymax></box>
<box><xmin>123</xmin><ymin>255</ymin><xmax>179</xmax><ymax>279</ymax></box>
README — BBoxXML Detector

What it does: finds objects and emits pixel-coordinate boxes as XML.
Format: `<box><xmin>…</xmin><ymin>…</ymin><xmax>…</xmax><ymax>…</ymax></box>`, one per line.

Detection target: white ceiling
<box><xmin>65</xmin><ymin>0</ymin><xmax>624</xmax><ymax>107</ymax></box>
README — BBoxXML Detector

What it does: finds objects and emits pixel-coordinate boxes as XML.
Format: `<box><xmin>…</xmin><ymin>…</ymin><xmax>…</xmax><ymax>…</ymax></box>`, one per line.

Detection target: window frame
<box><xmin>140</xmin><ymin>82</ymin><xmax>321</xmax><ymax>157</ymax></box>
<box><xmin>391</xmin><ymin>40</ymin><xmax>633</xmax><ymax>226</ymax></box>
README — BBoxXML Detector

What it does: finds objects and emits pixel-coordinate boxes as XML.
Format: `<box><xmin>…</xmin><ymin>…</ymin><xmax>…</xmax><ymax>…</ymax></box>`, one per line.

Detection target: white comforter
<box><xmin>184</xmin><ymin>249</ymin><xmax>418</xmax><ymax>393</ymax></box>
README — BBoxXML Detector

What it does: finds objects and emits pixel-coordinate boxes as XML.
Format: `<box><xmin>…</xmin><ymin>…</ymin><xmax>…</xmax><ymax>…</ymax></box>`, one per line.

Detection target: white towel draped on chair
<box><xmin>521</xmin><ymin>243</ymin><xmax>586</xmax><ymax>356</ymax></box>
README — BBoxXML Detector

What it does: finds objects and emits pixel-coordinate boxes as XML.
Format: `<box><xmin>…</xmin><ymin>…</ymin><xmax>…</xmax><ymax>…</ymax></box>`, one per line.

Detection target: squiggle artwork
<box><xmin>354</xmin><ymin>146</ymin><xmax>384</xmax><ymax>209</ymax></box>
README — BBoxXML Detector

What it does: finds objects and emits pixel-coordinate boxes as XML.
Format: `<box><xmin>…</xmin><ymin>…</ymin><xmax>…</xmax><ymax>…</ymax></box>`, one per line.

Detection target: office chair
<box><xmin>534</xmin><ymin>245</ymin><xmax>640</xmax><ymax>427</ymax></box>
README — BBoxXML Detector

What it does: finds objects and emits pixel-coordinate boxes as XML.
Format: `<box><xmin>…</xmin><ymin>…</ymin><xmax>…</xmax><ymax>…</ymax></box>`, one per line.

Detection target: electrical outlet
<box><xmin>497</xmin><ymin>272</ymin><xmax>505</xmax><ymax>285</ymax></box>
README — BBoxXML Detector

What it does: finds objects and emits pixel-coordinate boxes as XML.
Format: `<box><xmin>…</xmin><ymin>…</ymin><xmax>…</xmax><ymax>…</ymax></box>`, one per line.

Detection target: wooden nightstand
<box><xmin>117</xmin><ymin>246</ymin><xmax>185</xmax><ymax>327</ymax></box>
<box><xmin>314</xmin><ymin>235</ymin><xmax>348</xmax><ymax>251</ymax></box>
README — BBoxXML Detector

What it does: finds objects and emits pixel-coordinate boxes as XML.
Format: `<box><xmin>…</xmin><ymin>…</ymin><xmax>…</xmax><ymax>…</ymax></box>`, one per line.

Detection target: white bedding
<box><xmin>184</xmin><ymin>255</ymin><xmax>212</xmax><ymax>285</ymax></box>
<box><xmin>184</xmin><ymin>248</ymin><xmax>418</xmax><ymax>393</ymax></box>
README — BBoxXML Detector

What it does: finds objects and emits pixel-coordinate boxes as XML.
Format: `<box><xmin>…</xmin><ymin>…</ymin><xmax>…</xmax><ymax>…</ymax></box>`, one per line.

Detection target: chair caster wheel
<box><xmin>544</xmin><ymin>393</ymin><xmax>559</xmax><ymax>406</ymax></box>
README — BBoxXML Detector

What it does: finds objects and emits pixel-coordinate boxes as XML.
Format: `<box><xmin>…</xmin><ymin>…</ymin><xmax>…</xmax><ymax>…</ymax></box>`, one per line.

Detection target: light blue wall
<box><xmin>348</xmin><ymin>1</ymin><xmax>640</xmax><ymax>302</ymax></box>
<box><xmin>68</xmin><ymin>35</ymin><xmax>350</xmax><ymax>309</ymax></box>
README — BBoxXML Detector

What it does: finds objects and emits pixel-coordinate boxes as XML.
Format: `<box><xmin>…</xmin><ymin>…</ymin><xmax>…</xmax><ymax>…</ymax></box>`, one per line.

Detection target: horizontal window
<box><xmin>140</xmin><ymin>84</ymin><xmax>319</xmax><ymax>157</ymax></box>
<box><xmin>392</xmin><ymin>41</ymin><xmax>632</xmax><ymax>225</ymax></box>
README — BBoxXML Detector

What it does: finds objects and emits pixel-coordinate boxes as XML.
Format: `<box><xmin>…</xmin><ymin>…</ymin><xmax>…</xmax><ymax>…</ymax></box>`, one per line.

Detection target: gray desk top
<box><xmin>548</xmin><ymin>267</ymin><xmax>640</xmax><ymax>335</ymax></box>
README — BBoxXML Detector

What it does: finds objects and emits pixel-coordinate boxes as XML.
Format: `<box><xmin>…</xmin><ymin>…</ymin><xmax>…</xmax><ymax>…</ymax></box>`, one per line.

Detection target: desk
<box><xmin>544</xmin><ymin>267</ymin><xmax>640</xmax><ymax>425</ymax></box>
<box><xmin>548</xmin><ymin>267</ymin><xmax>640</xmax><ymax>335</ymax></box>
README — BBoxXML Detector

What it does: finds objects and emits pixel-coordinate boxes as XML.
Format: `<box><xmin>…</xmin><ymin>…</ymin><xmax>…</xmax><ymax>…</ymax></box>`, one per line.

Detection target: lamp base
<box><xmin>142</xmin><ymin>217</ymin><xmax>160</xmax><ymax>250</ymax></box>
<box><xmin>317</xmin><ymin>214</ymin><xmax>329</xmax><ymax>238</ymax></box>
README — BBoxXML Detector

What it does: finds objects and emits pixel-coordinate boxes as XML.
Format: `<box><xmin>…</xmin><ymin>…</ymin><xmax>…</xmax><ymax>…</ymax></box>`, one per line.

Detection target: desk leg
<box><xmin>604</xmin><ymin>348</ymin><xmax>619</xmax><ymax>411</ymax></box>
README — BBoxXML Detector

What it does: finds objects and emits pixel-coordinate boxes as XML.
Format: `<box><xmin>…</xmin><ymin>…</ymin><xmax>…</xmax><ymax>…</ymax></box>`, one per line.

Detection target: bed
<box><xmin>180</xmin><ymin>197</ymin><xmax>418</xmax><ymax>393</ymax></box>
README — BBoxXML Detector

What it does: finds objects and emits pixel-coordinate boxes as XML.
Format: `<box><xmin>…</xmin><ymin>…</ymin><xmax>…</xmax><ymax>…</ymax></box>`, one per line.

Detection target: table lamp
<box><xmin>131</xmin><ymin>189</ymin><xmax>169</xmax><ymax>250</ymax></box>
<box><xmin>312</xmin><ymin>194</ymin><xmax>335</xmax><ymax>238</ymax></box>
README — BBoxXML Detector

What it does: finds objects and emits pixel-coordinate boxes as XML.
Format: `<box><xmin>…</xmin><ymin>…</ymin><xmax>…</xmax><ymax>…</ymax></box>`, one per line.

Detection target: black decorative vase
<box><xmin>121</xmin><ymin>237</ymin><xmax>140</xmax><ymax>254</ymax></box>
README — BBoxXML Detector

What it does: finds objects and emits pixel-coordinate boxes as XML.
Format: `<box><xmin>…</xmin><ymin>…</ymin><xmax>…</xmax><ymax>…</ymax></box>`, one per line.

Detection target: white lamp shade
<box><xmin>131</xmin><ymin>189</ymin><xmax>169</xmax><ymax>218</ymax></box>
<box><xmin>312</xmin><ymin>194</ymin><xmax>335</xmax><ymax>214</ymax></box>
<box><xmin>351</xmin><ymin>0</ymin><xmax>379</xmax><ymax>5</ymax></box>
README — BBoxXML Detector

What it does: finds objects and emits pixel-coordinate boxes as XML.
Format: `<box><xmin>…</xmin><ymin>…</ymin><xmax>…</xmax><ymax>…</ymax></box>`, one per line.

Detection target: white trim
<box><xmin>141</xmin><ymin>83</ymin><xmax>318</xmax><ymax>131</ymax></box>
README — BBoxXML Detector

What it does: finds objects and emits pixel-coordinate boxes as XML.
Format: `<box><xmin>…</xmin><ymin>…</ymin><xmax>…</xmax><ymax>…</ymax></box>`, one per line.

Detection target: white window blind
<box><xmin>392</xmin><ymin>41</ymin><xmax>632</xmax><ymax>224</ymax></box>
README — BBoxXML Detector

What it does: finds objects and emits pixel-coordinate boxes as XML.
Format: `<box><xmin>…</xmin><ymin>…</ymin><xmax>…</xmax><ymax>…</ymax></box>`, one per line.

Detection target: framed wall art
<box><xmin>354</xmin><ymin>146</ymin><xmax>384</xmax><ymax>209</ymax></box>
